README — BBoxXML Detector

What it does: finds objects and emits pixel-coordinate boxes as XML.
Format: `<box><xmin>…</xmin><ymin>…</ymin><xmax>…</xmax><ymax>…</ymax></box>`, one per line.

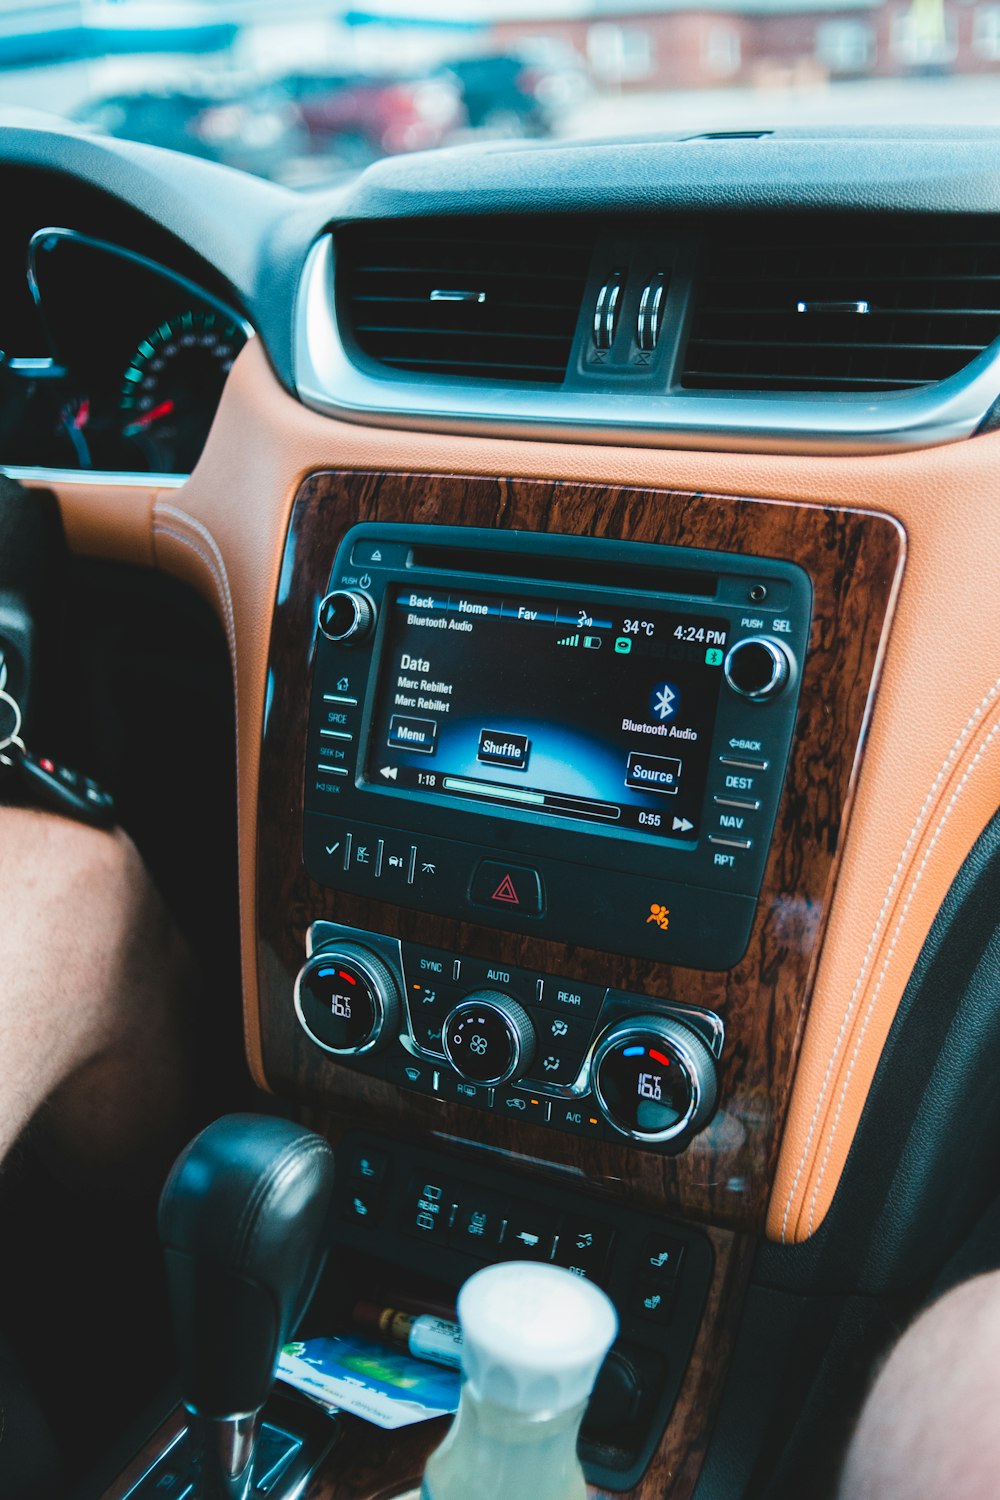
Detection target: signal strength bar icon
<box><xmin>557</xmin><ymin>633</ymin><xmax>580</xmax><ymax>647</ymax></box>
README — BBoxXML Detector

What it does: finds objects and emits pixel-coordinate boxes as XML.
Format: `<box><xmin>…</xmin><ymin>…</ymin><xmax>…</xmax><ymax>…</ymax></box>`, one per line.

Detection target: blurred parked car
<box><xmin>438</xmin><ymin>47</ymin><xmax>591</xmax><ymax>137</ymax></box>
<box><xmin>73</xmin><ymin>81</ymin><xmax>308</xmax><ymax>181</ymax></box>
<box><xmin>282</xmin><ymin>71</ymin><xmax>464</xmax><ymax>164</ymax></box>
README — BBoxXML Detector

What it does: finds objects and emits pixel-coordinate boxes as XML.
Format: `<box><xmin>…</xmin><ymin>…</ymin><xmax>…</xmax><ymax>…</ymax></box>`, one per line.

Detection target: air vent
<box><xmin>338</xmin><ymin>224</ymin><xmax>591</xmax><ymax>383</ymax></box>
<box><xmin>682</xmin><ymin>221</ymin><xmax>1000</xmax><ymax>393</ymax></box>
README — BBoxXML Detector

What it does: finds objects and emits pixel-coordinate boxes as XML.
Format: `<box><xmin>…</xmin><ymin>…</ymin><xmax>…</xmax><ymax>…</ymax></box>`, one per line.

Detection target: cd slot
<box><xmin>410</xmin><ymin>544</ymin><xmax>719</xmax><ymax>599</ymax></box>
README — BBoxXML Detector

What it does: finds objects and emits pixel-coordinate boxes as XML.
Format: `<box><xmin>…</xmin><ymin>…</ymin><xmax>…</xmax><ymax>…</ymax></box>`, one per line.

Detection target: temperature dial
<box><xmin>443</xmin><ymin>991</ymin><xmax>536</xmax><ymax>1087</ymax></box>
<box><xmin>592</xmin><ymin>1016</ymin><xmax>717</xmax><ymax>1143</ymax></box>
<box><xmin>318</xmin><ymin>590</ymin><xmax>375</xmax><ymax>644</ymax></box>
<box><xmin>294</xmin><ymin>943</ymin><xmax>401</xmax><ymax>1056</ymax></box>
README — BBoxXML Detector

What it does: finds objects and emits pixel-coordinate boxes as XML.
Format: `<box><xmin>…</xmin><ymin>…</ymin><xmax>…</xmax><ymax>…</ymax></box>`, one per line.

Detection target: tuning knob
<box><xmin>723</xmin><ymin>636</ymin><xmax>790</xmax><ymax>701</ymax></box>
<box><xmin>294</xmin><ymin>943</ymin><xmax>401</xmax><ymax>1056</ymax></box>
<box><xmin>592</xmin><ymin>1015</ymin><xmax>717</xmax><ymax>1143</ymax></box>
<box><xmin>443</xmin><ymin>991</ymin><xmax>536</xmax><ymax>1087</ymax></box>
<box><xmin>318</xmin><ymin>589</ymin><xmax>375</xmax><ymax>644</ymax></box>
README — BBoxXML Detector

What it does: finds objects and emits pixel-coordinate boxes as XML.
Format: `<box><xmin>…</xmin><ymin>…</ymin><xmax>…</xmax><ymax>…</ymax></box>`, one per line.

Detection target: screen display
<box><xmin>364</xmin><ymin>586</ymin><xmax>730</xmax><ymax>844</ymax></box>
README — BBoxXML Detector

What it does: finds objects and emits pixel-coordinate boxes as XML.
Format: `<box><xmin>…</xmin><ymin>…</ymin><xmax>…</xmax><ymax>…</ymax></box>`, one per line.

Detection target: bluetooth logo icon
<box><xmin>650</xmin><ymin>682</ymin><xmax>681</xmax><ymax>722</ymax></box>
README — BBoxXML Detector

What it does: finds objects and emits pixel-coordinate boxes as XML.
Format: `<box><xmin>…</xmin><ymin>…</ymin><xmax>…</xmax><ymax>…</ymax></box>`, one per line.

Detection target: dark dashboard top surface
<box><xmin>5</xmin><ymin>114</ymin><xmax>1000</xmax><ymax>398</ymax></box>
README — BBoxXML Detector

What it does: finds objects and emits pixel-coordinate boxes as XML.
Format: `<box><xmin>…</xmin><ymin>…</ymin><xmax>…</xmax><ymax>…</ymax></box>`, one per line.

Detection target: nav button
<box><xmin>470</xmin><ymin>860</ymin><xmax>545</xmax><ymax>916</ymax></box>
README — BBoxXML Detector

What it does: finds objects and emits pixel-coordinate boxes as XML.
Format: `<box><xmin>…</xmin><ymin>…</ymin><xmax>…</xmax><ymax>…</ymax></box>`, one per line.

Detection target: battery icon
<box><xmin>583</xmin><ymin>635</ymin><xmax>602</xmax><ymax>650</ymax></box>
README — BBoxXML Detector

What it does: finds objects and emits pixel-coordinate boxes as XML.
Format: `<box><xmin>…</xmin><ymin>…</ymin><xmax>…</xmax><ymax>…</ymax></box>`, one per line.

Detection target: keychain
<box><xmin>0</xmin><ymin>687</ymin><xmax>115</xmax><ymax>829</ymax></box>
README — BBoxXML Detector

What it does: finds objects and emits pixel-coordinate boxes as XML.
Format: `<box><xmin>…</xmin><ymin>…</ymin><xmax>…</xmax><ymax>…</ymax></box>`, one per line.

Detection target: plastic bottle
<box><xmin>421</xmin><ymin>1261</ymin><xmax>618</xmax><ymax>1500</ymax></box>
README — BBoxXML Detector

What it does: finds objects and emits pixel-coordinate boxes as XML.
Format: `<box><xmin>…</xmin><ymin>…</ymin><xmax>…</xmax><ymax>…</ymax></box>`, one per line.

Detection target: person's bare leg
<box><xmin>0</xmin><ymin>806</ymin><xmax>195</xmax><ymax>1179</ymax></box>
<box><xmin>839</xmin><ymin>1271</ymin><xmax>1000</xmax><ymax>1500</ymax></box>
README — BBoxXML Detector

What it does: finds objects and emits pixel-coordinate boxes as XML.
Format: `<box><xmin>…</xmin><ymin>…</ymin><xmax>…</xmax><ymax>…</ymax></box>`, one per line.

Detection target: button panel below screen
<box><xmin>304</xmin><ymin>812</ymin><xmax>756</xmax><ymax>969</ymax></box>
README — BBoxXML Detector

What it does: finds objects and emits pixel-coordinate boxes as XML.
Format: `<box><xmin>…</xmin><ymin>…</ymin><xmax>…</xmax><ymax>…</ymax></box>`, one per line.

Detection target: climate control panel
<box><xmin>295</xmin><ymin>921</ymin><xmax>724</xmax><ymax>1152</ymax></box>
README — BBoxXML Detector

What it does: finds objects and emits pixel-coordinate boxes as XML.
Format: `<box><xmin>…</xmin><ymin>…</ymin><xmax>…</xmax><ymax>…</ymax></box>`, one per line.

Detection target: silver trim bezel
<box><xmin>2</xmin><ymin>464</ymin><xmax>189</xmax><ymax>488</ymax></box>
<box><xmin>591</xmin><ymin>1016</ymin><xmax>710</xmax><ymax>1143</ymax></box>
<box><xmin>724</xmin><ymin>635</ymin><xmax>792</xmax><ymax>701</ymax></box>
<box><xmin>293</xmin><ymin>946</ymin><xmax>397</xmax><ymax>1058</ymax></box>
<box><xmin>442</xmin><ymin>994</ymin><xmax>529</xmax><ymax>1088</ymax></box>
<box><xmin>295</xmin><ymin>234</ymin><xmax>1000</xmax><ymax>455</ymax></box>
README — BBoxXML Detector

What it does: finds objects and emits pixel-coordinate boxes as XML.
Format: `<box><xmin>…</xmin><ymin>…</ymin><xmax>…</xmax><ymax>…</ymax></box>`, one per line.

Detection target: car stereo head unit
<box><xmin>303</xmin><ymin>525</ymin><xmax>812</xmax><ymax>970</ymax></box>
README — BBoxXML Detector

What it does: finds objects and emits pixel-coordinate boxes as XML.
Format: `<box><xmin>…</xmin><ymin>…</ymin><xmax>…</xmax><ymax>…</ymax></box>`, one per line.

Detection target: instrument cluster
<box><xmin>0</xmin><ymin>228</ymin><xmax>249</xmax><ymax>477</ymax></box>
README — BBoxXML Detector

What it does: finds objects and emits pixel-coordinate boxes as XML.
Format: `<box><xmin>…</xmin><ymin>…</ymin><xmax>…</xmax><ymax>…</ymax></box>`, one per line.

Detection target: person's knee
<box><xmin>840</xmin><ymin>1270</ymin><xmax>1000</xmax><ymax>1500</ymax></box>
<box><xmin>0</xmin><ymin>808</ymin><xmax>196</xmax><ymax>1166</ymax></box>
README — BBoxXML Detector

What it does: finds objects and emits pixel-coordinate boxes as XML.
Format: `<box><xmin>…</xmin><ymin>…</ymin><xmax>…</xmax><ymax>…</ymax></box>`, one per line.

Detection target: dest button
<box><xmin>470</xmin><ymin>860</ymin><xmax>545</xmax><ymax>917</ymax></box>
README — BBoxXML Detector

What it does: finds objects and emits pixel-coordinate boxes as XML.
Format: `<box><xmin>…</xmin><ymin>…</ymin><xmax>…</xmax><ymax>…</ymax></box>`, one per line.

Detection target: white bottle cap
<box><xmin>457</xmin><ymin>1261</ymin><xmax>618</xmax><ymax>1416</ymax></box>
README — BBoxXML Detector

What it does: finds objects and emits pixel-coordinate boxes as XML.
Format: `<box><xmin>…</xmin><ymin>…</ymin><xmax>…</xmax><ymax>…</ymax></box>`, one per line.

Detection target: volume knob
<box><xmin>294</xmin><ymin>943</ymin><xmax>401</xmax><ymax>1056</ymax></box>
<box><xmin>443</xmin><ymin>991</ymin><xmax>536</xmax><ymax>1087</ymax></box>
<box><xmin>318</xmin><ymin>590</ymin><xmax>375</xmax><ymax>644</ymax></box>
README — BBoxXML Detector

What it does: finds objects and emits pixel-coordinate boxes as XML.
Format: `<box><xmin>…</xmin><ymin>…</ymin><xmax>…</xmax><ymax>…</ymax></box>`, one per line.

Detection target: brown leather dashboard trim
<box><xmin>33</xmin><ymin>336</ymin><xmax>1000</xmax><ymax>1240</ymax></box>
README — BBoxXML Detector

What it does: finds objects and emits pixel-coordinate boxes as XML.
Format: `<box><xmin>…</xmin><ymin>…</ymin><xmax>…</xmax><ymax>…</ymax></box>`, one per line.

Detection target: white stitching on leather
<box><xmin>155</xmin><ymin>503</ymin><xmax>237</xmax><ymax>670</ymax></box>
<box><xmin>806</xmin><ymin>713</ymin><xmax>1000</xmax><ymax>1233</ymax></box>
<box><xmin>780</xmin><ymin>676</ymin><xmax>1000</xmax><ymax>1241</ymax></box>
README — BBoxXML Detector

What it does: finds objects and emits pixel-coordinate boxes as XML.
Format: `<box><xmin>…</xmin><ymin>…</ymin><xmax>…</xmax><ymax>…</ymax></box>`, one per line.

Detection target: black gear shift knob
<box><xmin>158</xmin><ymin>1114</ymin><xmax>336</xmax><ymax>1421</ymax></box>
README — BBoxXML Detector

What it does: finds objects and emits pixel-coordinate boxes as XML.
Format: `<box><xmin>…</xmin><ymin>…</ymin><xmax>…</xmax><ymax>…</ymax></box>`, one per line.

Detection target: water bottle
<box><xmin>421</xmin><ymin>1261</ymin><xmax>617</xmax><ymax>1500</ymax></box>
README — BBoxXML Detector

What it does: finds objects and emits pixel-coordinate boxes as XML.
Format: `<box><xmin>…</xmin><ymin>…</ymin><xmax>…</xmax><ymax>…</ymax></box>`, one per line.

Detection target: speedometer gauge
<box><xmin>119</xmin><ymin>309</ymin><xmax>245</xmax><ymax>473</ymax></box>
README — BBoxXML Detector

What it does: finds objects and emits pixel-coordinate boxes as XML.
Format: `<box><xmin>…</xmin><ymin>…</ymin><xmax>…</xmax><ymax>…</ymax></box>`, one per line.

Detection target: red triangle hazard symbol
<box><xmin>491</xmin><ymin>873</ymin><xmax>520</xmax><ymax>905</ymax></box>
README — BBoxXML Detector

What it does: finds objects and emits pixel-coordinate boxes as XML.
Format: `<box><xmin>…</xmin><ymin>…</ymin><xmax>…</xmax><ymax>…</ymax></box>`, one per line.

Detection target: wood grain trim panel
<box><xmin>42</xmin><ymin>337</ymin><xmax>999</xmax><ymax>1242</ymax></box>
<box><xmin>255</xmin><ymin>471</ymin><xmax>901</xmax><ymax>1235</ymax></box>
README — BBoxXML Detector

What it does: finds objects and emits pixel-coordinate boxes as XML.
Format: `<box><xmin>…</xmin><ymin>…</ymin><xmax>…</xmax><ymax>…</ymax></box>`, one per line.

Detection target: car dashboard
<box><xmin>5</xmin><ymin>116</ymin><xmax>1000</xmax><ymax>1500</ymax></box>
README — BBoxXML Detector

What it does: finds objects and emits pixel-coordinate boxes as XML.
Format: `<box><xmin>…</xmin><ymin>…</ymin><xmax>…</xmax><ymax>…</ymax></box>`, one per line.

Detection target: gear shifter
<box><xmin>158</xmin><ymin>1114</ymin><xmax>336</xmax><ymax>1499</ymax></box>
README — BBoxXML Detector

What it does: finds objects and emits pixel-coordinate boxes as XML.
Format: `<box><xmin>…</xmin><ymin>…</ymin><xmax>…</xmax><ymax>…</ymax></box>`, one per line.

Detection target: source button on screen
<box><xmin>626</xmin><ymin>751</ymin><xmax>682</xmax><ymax>796</ymax></box>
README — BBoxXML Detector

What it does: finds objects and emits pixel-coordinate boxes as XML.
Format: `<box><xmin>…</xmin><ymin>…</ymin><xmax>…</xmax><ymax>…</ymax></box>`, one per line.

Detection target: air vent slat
<box><xmin>683</xmin><ymin>370</ymin><xmax>924</xmax><ymax>389</ymax></box>
<box><xmin>693</xmin><ymin>337</ymin><xmax>984</xmax><ymax>354</ymax></box>
<box><xmin>682</xmin><ymin>221</ymin><xmax>1000</xmax><ymax>394</ymax></box>
<box><xmin>339</xmin><ymin>223</ymin><xmax>591</xmax><ymax>384</ymax></box>
<box><xmin>354</xmin><ymin>325</ymin><xmax>572</xmax><ymax>343</ymax></box>
<box><xmin>698</xmin><ymin>306</ymin><xmax>1000</xmax><ymax>319</ymax></box>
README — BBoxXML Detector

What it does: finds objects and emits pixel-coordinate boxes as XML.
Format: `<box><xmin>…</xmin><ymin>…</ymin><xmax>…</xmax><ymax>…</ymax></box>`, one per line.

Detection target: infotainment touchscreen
<box><xmin>363</xmin><ymin>586</ymin><xmax>731</xmax><ymax>846</ymax></box>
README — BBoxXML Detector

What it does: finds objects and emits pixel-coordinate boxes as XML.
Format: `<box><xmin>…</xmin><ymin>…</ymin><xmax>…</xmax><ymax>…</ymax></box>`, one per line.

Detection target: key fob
<box><xmin>17</xmin><ymin>751</ymin><xmax>116</xmax><ymax>830</ymax></box>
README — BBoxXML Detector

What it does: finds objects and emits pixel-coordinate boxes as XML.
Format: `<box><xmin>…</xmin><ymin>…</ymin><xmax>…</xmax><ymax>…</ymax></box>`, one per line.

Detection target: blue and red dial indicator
<box><xmin>622</xmin><ymin>1044</ymin><xmax>672</xmax><ymax>1066</ymax></box>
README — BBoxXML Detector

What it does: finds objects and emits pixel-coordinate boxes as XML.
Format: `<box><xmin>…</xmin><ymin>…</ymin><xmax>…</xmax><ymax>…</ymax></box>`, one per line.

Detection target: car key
<box><xmin>0</xmin><ymin>687</ymin><xmax>116</xmax><ymax>829</ymax></box>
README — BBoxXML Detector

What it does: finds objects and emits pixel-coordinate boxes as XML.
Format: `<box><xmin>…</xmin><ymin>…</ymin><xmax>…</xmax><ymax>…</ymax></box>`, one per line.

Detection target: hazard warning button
<box><xmin>469</xmin><ymin>860</ymin><xmax>545</xmax><ymax>917</ymax></box>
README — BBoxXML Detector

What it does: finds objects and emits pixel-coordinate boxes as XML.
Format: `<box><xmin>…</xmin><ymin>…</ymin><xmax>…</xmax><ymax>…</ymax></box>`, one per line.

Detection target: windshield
<box><xmin>0</xmin><ymin>0</ymin><xmax>995</xmax><ymax>186</ymax></box>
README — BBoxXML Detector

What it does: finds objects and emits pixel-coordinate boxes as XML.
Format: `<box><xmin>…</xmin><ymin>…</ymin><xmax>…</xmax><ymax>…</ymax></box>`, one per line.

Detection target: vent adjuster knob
<box><xmin>593</xmin><ymin>273</ymin><xmax>624</xmax><ymax>351</ymax></box>
<box><xmin>637</xmin><ymin>274</ymin><xmax>667</xmax><ymax>351</ymax></box>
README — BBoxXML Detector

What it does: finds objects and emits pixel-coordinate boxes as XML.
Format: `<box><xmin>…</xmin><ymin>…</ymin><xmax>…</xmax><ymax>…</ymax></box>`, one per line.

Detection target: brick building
<box><xmin>484</xmin><ymin>0</ymin><xmax>1000</xmax><ymax>88</ymax></box>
